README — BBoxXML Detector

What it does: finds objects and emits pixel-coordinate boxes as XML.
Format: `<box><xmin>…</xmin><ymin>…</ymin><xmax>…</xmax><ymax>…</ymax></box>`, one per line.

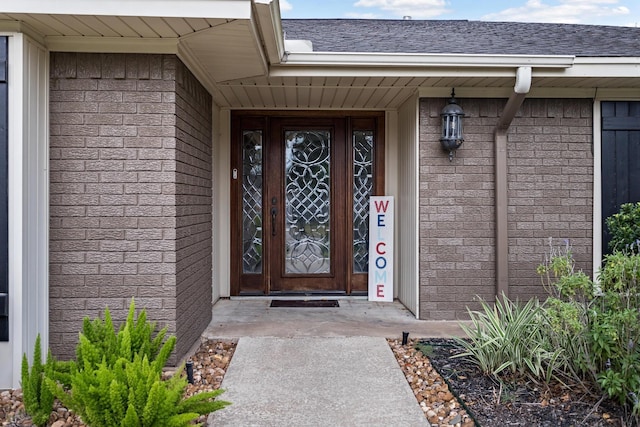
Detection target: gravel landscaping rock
<box><xmin>388</xmin><ymin>338</ymin><xmax>475</xmax><ymax>427</ymax></box>
<box><xmin>4</xmin><ymin>337</ymin><xmax>634</xmax><ymax>426</ymax></box>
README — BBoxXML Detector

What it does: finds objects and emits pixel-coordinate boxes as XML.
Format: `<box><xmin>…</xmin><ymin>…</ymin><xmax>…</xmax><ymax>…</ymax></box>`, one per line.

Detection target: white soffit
<box><xmin>180</xmin><ymin>19</ymin><xmax>267</xmax><ymax>84</ymax></box>
<box><xmin>0</xmin><ymin>0</ymin><xmax>252</xmax><ymax>20</ymax></box>
<box><xmin>0</xmin><ymin>0</ymin><xmax>270</xmax><ymax>89</ymax></box>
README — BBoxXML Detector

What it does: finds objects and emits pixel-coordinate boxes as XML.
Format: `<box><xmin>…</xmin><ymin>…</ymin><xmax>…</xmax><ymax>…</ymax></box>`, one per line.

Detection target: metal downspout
<box><xmin>494</xmin><ymin>66</ymin><xmax>531</xmax><ymax>299</ymax></box>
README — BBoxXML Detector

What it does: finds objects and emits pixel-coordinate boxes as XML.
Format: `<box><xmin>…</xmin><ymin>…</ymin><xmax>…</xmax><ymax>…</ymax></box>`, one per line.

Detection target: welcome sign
<box><xmin>368</xmin><ymin>196</ymin><xmax>394</xmax><ymax>302</ymax></box>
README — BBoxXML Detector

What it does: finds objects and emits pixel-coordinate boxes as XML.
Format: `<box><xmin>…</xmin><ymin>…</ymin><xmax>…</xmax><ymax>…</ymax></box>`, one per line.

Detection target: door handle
<box><xmin>271</xmin><ymin>207</ymin><xmax>277</xmax><ymax>236</ymax></box>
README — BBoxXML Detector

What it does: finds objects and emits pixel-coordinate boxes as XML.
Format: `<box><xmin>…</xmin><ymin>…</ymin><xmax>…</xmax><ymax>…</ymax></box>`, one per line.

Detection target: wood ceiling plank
<box><xmin>98</xmin><ymin>16</ymin><xmax>140</xmax><ymax>37</ymax></box>
<box><xmin>232</xmin><ymin>84</ymin><xmax>253</xmax><ymax>107</ymax></box>
<box><xmin>270</xmin><ymin>85</ymin><xmax>287</xmax><ymax>107</ymax></box>
<box><xmin>29</xmin><ymin>14</ymin><xmax>78</xmax><ymax>36</ymax></box>
<box><xmin>308</xmin><ymin>86</ymin><xmax>324</xmax><ymax>109</ymax></box>
<box><xmin>164</xmin><ymin>18</ymin><xmax>195</xmax><ymax>36</ymax></box>
<box><xmin>256</xmin><ymin>85</ymin><xmax>275</xmax><ymax>108</ymax></box>
<box><xmin>217</xmin><ymin>85</ymin><xmax>241</xmax><ymax>108</ymax></box>
<box><xmin>284</xmin><ymin>85</ymin><xmax>297</xmax><ymax>108</ymax></box>
<box><xmin>184</xmin><ymin>18</ymin><xmax>212</xmax><ymax>32</ymax></box>
<box><xmin>119</xmin><ymin>16</ymin><xmax>160</xmax><ymax>37</ymax></box>
<box><xmin>72</xmin><ymin>15</ymin><xmax>121</xmax><ymax>37</ymax></box>
<box><xmin>59</xmin><ymin>15</ymin><xmax>103</xmax><ymax>36</ymax></box>
<box><xmin>141</xmin><ymin>17</ymin><xmax>178</xmax><ymax>37</ymax></box>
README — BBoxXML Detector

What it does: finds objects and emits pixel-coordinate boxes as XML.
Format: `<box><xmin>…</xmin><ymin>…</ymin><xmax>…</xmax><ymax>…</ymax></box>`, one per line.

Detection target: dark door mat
<box><xmin>270</xmin><ymin>300</ymin><xmax>339</xmax><ymax>308</ymax></box>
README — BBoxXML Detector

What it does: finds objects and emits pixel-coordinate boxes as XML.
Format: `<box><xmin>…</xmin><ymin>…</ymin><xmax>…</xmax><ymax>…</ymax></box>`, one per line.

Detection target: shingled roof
<box><xmin>281</xmin><ymin>19</ymin><xmax>640</xmax><ymax>57</ymax></box>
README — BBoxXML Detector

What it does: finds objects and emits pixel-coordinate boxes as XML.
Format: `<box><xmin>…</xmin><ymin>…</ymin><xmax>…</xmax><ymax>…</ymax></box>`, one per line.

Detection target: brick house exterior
<box><xmin>1</xmin><ymin>0</ymin><xmax>639</xmax><ymax>388</ymax></box>
<box><xmin>419</xmin><ymin>98</ymin><xmax>593</xmax><ymax>319</ymax></box>
<box><xmin>49</xmin><ymin>53</ymin><xmax>212</xmax><ymax>359</ymax></box>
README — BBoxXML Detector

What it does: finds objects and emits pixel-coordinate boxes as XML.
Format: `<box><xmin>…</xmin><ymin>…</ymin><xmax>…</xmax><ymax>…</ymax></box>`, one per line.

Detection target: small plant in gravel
<box><xmin>48</xmin><ymin>334</ymin><xmax>229</xmax><ymax>426</ymax></box>
<box><xmin>74</xmin><ymin>299</ymin><xmax>169</xmax><ymax>373</ymax></box>
<box><xmin>21</xmin><ymin>334</ymin><xmax>55</xmax><ymax>427</ymax></box>
<box><xmin>45</xmin><ymin>299</ymin><xmax>230</xmax><ymax>426</ymax></box>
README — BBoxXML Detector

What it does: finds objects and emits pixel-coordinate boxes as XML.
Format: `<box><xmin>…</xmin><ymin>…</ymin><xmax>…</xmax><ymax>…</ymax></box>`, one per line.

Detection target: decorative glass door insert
<box><xmin>242</xmin><ymin>130</ymin><xmax>263</xmax><ymax>274</ymax></box>
<box><xmin>352</xmin><ymin>130</ymin><xmax>374</xmax><ymax>274</ymax></box>
<box><xmin>284</xmin><ymin>130</ymin><xmax>331</xmax><ymax>274</ymax></box>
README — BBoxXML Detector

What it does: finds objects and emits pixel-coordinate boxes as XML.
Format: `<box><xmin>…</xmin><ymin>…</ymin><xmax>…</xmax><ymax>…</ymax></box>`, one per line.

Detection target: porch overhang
<box><xmin>0</xmin><ymin>0</ymin><xmax>285</xmax><ymax>100</ymax></box>
<box><xmin>1</xmin><ymin>0</ymin><xmax>639</xmax><ymax>109</ymax></box>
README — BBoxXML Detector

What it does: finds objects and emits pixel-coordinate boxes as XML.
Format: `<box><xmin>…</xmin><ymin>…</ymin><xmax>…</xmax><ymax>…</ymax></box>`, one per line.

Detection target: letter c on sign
<box><xmin>376</xmin><ymin>242</ymin><xmax>386</xmax><ymax>255</ymax></box>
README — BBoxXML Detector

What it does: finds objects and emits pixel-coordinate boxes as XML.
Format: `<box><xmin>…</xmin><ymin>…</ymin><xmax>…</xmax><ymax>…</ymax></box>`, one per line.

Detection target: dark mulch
<box><xmin>420</xmin><ymin>339</ymin><xmax>637</xmax><ymax>427</ymax></box>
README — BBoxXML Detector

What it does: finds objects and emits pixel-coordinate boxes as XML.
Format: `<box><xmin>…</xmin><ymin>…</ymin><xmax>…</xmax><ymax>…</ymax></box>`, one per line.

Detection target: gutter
<box><xmin>280</xmin><ymin>52</ymin><xmax>574</xmax><ymax>68</ymax></box>
<box><xmin>495</xmin><ymin>66</ymin><xmax>532</xmax><ymax>299</ymax></box>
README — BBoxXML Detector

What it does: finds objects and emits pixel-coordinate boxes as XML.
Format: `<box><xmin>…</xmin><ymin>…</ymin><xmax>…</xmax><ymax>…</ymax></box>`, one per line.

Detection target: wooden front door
<box><xmin>231</xmin><ymin>112</ymin><xmax>384</xmax><ymax>295</ymax></box>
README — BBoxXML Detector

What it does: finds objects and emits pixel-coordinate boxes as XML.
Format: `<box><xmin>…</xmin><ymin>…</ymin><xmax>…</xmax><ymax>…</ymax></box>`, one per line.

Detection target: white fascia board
<box><xmin>253</xmin><ymin>0</ymin><xmax>285</xmax><ymax>65</ymax></box>
<box><xmin>534</xmin><ymin>57</ymin><xmax>640</xmax><ymax>78</ymax></box>
<box><xmin>272</xmin><ymin>66</ymin><xmax>523</xmax><ymax>78</ymax></box>
<box><xmin>281</xmin><ymin>52</ymin><xmax>575</xmax><ymax>68</ymax></box>
<box><xmin>45</xmin><ymin>36</ymin><xmax>179</xmax><ymax>54</ymax></box>
<box><xmin>0</xmin><ymin>0</ymin><xmax>253</xmax><ymax>19</ymax></box>
<box><xmin>593</xmin><ymin>88</ymin><xmax>640</xmax><ymax>100</ymax></box>
<box><xmin>419</xmin><ymin>87</ymin><xmax>600</xmax><ymax>99</ymax></box>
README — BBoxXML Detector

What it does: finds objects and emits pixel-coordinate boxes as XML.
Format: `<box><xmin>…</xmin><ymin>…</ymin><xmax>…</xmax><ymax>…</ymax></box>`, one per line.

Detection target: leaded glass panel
<box><xmin>242</xmin><ymin>130</ymin><xmax>263</xmax><ymax>274</ymax></box>
<box><xmin>284</xmin><ymin>130</ymin><xmax>331</xmax><ymax>274</ymax></box>
<box><xmin>353</xmin><ymin>130</ymin><xmax>374</xmax><ymax>273</ymax></box>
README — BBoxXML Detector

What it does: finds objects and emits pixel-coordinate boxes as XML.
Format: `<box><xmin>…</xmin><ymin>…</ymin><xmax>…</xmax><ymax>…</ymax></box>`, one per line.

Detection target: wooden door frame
<box><xmin>230</xmin><ymin>111</ymin><xmax>385</xmax><ymax>296</ymax></box>
<box><xmin>0</xmin><ymin>36</ymin><xmax>7</xmax><ymax>341</ymax></box>
<box><xmin>268</xmin><ymin>117</ymin><xmax>347</xmax><ymax>293</ymax></box>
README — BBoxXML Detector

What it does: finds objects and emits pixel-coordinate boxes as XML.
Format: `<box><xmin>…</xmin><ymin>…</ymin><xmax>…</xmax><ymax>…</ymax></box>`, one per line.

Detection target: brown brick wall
<box><xmin>49</xmin><ymin>53</ymin><xmax>212</xmax><ymax>360</ymax></box>
<box><xmin>419</xmin><ymin>98</ymin><xmax>497</xmax><ymax>320</ymax></box>
<box><xmin>418</xmin><ymin>98</ymin><xmax>593</xmax><ymax>320</ymax></box>
<box><xmin>174</xmin><ymin>61</ymin><xmax>213</xmax><ymax>358</ymax></box>
<box><xmin>507</xmin><ymin>99</ymin><xmax>593</xmax><ymax>300</ymax></box>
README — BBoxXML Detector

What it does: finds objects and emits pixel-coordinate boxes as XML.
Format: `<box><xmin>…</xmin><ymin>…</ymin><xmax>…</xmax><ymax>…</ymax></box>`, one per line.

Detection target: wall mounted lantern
<box><xmin>440</xmin><ymin>88</ymin><xmax>465</xmax><ymax>161</ymax></box>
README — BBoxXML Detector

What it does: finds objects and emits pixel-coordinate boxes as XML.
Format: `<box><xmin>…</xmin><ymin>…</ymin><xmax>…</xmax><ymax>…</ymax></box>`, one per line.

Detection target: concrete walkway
<box><xmin>203</xmin><ymin>299</ymin><xmax>466</xmax><ymax>426</ymax></box>
<box><xmin>208</xmin><ymin>337</ymin><xmax>429</xmax><ymax>426</ymax></box>
<box><xmin>203</xmin><ymin>298</ymin><xmax>466</xmax><ymax>340</ymax></box>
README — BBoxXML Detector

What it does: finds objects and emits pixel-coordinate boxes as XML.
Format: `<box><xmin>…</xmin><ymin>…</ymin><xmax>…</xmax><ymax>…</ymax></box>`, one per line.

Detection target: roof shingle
<box><xmin>282</xmin><ymin>19</ymin><xmax>640</xmax><ymax>57</ymax></box>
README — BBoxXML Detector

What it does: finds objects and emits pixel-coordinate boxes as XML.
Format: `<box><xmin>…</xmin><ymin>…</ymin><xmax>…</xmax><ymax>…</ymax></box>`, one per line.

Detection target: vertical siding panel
<box><xmin>23</xmin><ymin>39</ymin><xmax>49</xmax><ymax>359</ymax></box>
<box><xmin>1</xmin><ymin>33</ymin><xmax>49</xmax><ymax>389</ymax></box>
<box><xmin>396</xmin><ymin>95</ymin><xmax>419</xmax><ymax>317</ymax></box>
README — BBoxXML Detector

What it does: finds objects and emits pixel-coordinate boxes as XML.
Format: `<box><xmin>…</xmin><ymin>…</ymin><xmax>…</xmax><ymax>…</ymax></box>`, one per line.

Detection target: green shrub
<box><xmin>45</xmin><ymin>299</ymin><xmax>230</xmax><ymax>426</ymax></box>
<box><xmin>49</xmin><ymin>336</ymin><xmax>229</xmax><ymax>426</ymax></box>
<box><xmin>536</xmin><ymin>241</ymin><xmax>597</xmax><ymax>384</ymax></box>
<box><xmin>538</xmin><ymin>240</ymin><xmax>640</xmax><ymax>417</ymax></box>
<box><xmin>454</xmin><ymin>295</ymin><xmax>562</xmax><ymax>383</ymax></box>
<box><xmin>75</xmin><ymin>299</ymin><xmax>168</xmax><ymax>373</ymax></box>
<box><xmin>592</xmin><ymin>252</ymin><xmax>640</xmax><ymax>411</ymax></box>
<box><xmin>606</xmin><ymin>201</ymin><xmax>640</xmax><ymax>253</ymax></box>
<box><xmin>21</xmin><ymin>334</ymin><xmax>56</xmax><ymax>427</ymax></box>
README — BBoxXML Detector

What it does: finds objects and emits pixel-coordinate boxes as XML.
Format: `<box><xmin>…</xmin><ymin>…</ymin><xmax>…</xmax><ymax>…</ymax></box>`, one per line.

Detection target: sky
<box><xmin>279</xmin><ymin>0</ymin><xmax>640</xmax><ymax>27</ymax></box>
